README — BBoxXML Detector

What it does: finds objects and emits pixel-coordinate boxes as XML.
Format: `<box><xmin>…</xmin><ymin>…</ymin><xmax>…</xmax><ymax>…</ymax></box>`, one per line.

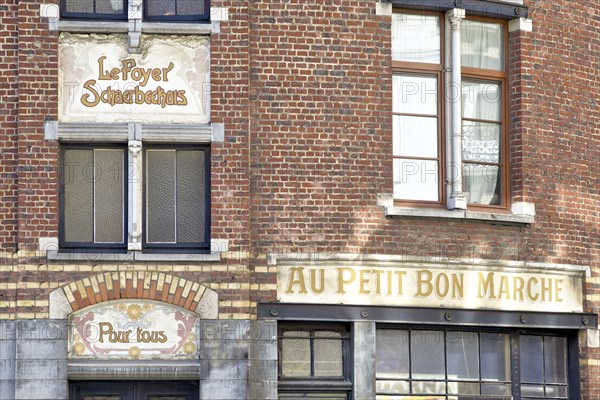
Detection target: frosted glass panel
<box><xmin>481</xmin><ymin>333</ymin><xmax>510</xmax><ymax>381</ymax></box>
<box><xmin>65</xmin><ymin>0</ymin><xmax>94</xmax><ymax>13</ymax></box>
<box><xmin>394</xmin><ymin>116</ymin><xmax>438</xmax><ymax>158</ymax></box>
<box><xmin>446</xmin><ymin>331</ymin><xmax>479</xmax><ymax>380</ymax></box>
<box><xmin>462</xmin><ymin>20</ymin><xmax>504</xmax><ymax>71</ymax></box>
<box><xmin>281</xmin><ymin>331</ymin><xmax>310</xmax><ymax>377</ymax></box>
<box><xmin>462</xmin><ymin>81</ymin><xmax>501</xmax><ymax>121</ymax></box>
<box><xmin>544</xmin><ymin>337</ymin><xmax>567</xmax><ymax>383</ymax></box>
<box><xmin>96</xmin><ymin>0</ymin><xmax>124</xmax><ymax>13</ymax></box>
<box><xmin>94</xmin><ymin>149</ymin><xmax>123</xmax><ymax>243</ymax></box>
<box><xmin>314</xmin><ymin>331</ymin><xmax>343</xmax><ymax>376</ymax></box>
<box><xmin>392</xmin><ymin>13</ymin><xmax>440</xmax><ymax>63</ymax></box>
<box><xmin>394</xmin><ymin>159</ymin><xmax>439</xmax><ymax>201</ymax></box>
<box><xmin>393</xmin><ymin>75</ymin><xmax>438</xmax><ymax>115</ymax></box>
<box><xmin>64</xmin><ymin>149</ymin><xmax>93</xmax><ymax>243</ymax></box>
<box><xmin>145</xmin><ymin>0</ymin><xmax>176</xmax><ymax>16</ymax></box>
<box><xmin>146</xmin><ymin>150</ymin><xmax>176</xmax><ymax>243</ymax></box>
<box><xmin>177</xmin><ymin>151</ymin><xmax>205</xmax><ymax>243</ymax></box>
<box><xmin>411</xmin><ymin>330</ymin><xmax>445</xmax><ymax>379</ymax></box>
<box><xmin>520</xmin><ymin>335</ymin><xmax>544</xmax><ymax>383</ymax></box>
<box><xmin>463</xmin><ymin>121</ymin><xmax>501</xmax><ymax>163</ymax></box>
<box><xmin>376</xmin><ymin>329</ymin><xmax>409</xmax><ymax>379</ymax></box>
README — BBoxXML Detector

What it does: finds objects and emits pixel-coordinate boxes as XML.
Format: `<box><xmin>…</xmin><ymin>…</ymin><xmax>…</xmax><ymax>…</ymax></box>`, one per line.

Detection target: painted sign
<box><xmin>278</xmin><ymin>265</ymin><xmax>584</xmax><ymax>313</ymax></box>
<box><xmin>68</xmin><ymin>300</ymin><xmax>200</xmax><ymax>360</ymax></box>
<box><xmin>59</xmin><ymin>33</ymin><xmax>209</xmax><ymax>123</ymax></box>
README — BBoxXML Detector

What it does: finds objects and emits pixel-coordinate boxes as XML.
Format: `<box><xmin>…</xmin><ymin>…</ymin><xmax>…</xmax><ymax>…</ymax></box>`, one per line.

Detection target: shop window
<box><xmin>143</xmin><ymin>0</ymin><xmax>210</xmax><ymax>22</ymax></box>
<box><xmin>376</xmin><ymin>328</ymin><xmax>573</xmax><ymax>400</ymax></box>
<box><xmin>278</xmin><ymin>324</ymin><xmax>351</xmax><ymax>399</ymax></box>
<box><xmin>60</xmin><ymin>0</ymin><xmax>128</xmax><ymax>20</ymax></box>
<box><xmin>60</xmin><ymin>144</ymin><xmax>210</xmax><ymax>253</ymax></box>
<box><xmin>392</xmin><ymin>12</ymin><xmax>508</xmax><ymax>209</ymax></box>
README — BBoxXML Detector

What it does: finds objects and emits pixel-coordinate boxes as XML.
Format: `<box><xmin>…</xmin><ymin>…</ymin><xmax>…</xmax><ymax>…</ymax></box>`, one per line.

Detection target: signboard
<box><xmin>278</xmin><ymin>265</ymin><xmax>584</xmax><ymax>313</ymax></box>
<box><xmin>68</xmin><ymin>300</ymin><xmax>200</xmax><ymax>360</ymax></box>
<box><xmin>59</xmin><ymin>33</ymin><xmax>209</xmax><ymax>124</ymax></box>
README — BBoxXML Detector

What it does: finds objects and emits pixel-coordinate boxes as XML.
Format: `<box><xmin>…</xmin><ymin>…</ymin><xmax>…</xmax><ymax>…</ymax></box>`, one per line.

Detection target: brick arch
<box><xmin>49</xmin><ymin>272</ymin><xmax>218</xmax><ymax>319</ymax></box>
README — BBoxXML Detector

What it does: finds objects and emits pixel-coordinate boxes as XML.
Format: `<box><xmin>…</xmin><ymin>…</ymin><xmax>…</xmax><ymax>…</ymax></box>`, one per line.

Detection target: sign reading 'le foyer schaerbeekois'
<box><xmin>59</xmin><ymin>33</ymin><xmax>209</xmax><ymax>124</ymax></box>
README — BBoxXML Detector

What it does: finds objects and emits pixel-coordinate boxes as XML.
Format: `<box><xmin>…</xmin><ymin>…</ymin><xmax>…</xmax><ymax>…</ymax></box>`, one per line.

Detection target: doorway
<box><xmin>70</xmin><ymin>381</ymin><xmax>199</xmax><ymax>400</ymax></box>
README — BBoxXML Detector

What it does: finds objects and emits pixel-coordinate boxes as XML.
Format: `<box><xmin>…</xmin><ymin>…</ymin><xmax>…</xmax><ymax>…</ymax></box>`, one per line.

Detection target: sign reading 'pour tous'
<box><xmin>68</xmin><ymin>300</ymin><xmax>200</xmax><ymax>360</ymax></box>
<box><xmin>59</xmin><ymin>33</ymin><xmax>209</xmax><ymax>124</ymax></box>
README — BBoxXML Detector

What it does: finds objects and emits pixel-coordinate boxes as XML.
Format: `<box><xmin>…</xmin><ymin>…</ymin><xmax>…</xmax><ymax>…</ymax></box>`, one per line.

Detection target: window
<box><xmin>60</xmin><ymin>0</ymin><xmax>128</xmax><ymax>20</ymax></box>
<box><xmin>376</xmin><ymin>328</ymin><xmax>574</xmax><ymax>400</ymax></box>
<box><xmin>392</xmin><ymin>11</ymin><xmax>508</xmax><ymax>209</ymax></box>
<box><xmin>278</xmin><ymin>324</ymin><xmax>350</xmax><ymax>400</ymax></box>
<box><xmin>60</xmin><ymin>0</ymin><xmax>211</xmax><ymax>21</ymax></box>
<box><xmin>60</xmin><ymin>144</ymin><xmax>210</xmax><ymax>253</ymax></box>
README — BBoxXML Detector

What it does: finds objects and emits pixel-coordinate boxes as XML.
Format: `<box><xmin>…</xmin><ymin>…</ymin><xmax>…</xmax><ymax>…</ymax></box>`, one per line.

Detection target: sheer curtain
<box><xmin>461</xmin><ymin>20</ymin><xmax>504</xmax><ymax>71</ymax></box>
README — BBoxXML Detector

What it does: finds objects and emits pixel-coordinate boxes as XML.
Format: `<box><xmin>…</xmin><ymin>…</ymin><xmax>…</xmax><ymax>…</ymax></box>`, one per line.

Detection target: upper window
<box><xmin>60</xmin><ymin>144</ymin><xmax>210</xmax><ymax>253</ymax></box>
<box><xmin>392</xmin><ymin>12</ymin><xmax>508</xmax><ymax>209</ymax></box>
<box><xmin>60</xmin><ymin>0</ymin><xmax>211</xmax><ymax>21</ymax></box>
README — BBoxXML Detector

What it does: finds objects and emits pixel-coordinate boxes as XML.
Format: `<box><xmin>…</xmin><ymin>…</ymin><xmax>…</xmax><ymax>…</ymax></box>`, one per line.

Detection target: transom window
<box><xmin>392</xmin><ymin>11</ymin><xmax>508</xmax><ymax>209</ymax></box>
<box><xmin>376</xmin><ymin>328</ymin><xmax>572</xmax><ymax>400</ymax></box>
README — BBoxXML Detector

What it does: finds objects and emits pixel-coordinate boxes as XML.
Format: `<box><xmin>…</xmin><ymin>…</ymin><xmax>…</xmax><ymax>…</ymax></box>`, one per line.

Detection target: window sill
<box><xmin>56</xmin><ymin>20</ymin><xmax>215</xmax><ymax>35</ymax></box>
<box><xmin>46</xmin><ymin>250</ymin><xmax>221</xmax><ymax>262</ymax></box>
<box><xmin>384</xmin><ymin>206</ymin><xmax>534</xmax><ymax>225</ymax></box>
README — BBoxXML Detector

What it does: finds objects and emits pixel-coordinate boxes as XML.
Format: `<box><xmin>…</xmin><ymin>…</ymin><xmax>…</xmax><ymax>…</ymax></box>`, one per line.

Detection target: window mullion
<box><xmin>128</xmin><ymin>140</ymin><xmax>143</xmax><ymax>251</ymax></box>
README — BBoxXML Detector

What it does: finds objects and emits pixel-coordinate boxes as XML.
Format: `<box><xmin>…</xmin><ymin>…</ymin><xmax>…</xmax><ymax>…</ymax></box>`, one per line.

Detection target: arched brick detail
<box><xmin>59</xmin><ymin>272</ymin><xmax>209</xmax><ymax>313</ymax></box>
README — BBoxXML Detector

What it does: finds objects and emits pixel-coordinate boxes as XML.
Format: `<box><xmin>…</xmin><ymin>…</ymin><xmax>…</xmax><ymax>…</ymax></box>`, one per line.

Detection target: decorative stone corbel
<box><xmin>128</xmin><ymin>0</ymin><xmax>143</xmax><ymax>52</ymax></box>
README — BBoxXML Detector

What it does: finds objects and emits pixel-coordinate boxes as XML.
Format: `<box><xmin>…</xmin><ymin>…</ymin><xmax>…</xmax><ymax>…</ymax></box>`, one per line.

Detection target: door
<box><xmin>70</xmin><ymin>381</ymin><xmax>199</xmax><ymax>400</ymax></box>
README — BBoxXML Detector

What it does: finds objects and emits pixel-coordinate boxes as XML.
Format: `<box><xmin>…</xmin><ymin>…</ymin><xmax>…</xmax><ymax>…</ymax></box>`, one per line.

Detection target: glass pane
<box><xmin>462</xmin><ymin>81</ymin><xmax>501</xmax><ymax>121</ymax></box>
<box><xmin>64</xmin><ymin>0</ymin><xmax>94</xmax><ymax>13</ymax></box>
<box><xmin>520</xmin><ymin>335</ymin><xmax>544</xmax><ymax>383</ymax></box>
<box><xmin>146</xmin><ymin>150</ymin><xmax>176</xmax><ymax>243</ymax></box>
<box><xmin>521</xmin><ymin>384</ymin><xmax>545</xmax><ymax>397</ymax></box>
<box><xmin>463</xmin><ymin>121</ymin><xmax>501</xmax><ymax>163</ymax></box>
<box><xmin>281</xmin><ymin>331</ymin><xmax>310</xmax><ymax>377</ymax></box>
<box><xmin>481</xmin><ymin>383</ymin><xmax>511</xmax><ymax>396</ymax></box>
<box><xmin>462</xmin><ymin>20</ymin><xmax>504</xmax><ymax>71</ymax></box>
<box><xmin>376</xmin><ymin>329</ymin><xmax>409</xmax><ymax>379</ymax></box>
<box><xmin>392</xmin><ymin>13</ymin><xmax>441</xmax><ymax>63</ymax></box>
<box><xmin>375</xmin><ymin>380</ymin><xmax>410</xmax><ymax>394</ymax></box>
<box><xmin>146</xmin><ymin>0</ymin><xmax>176</xmax><ymax>16</ymax></box>
<box><xmin>394</xmin><ymin>159</ymin><xmax>439</xmax><ymax>201</ymax></box>
<box><xmin>177</xmin><ymin>0</ymin><xmax>206</xmax><ymax>15</ymax></box>
<box><xmin>149</xmin><ymin>397</ymin><xmax>186</xmax><ymax>400</ymax></box>
<box><xmin>411</xmin><ymin>330</ymin><xmax>445</xmax><ymax>379</ymax></box>
<box><xmin>446</xmin><ymin>331</ymin><xmax>479</xmax><ymax>380</ymax></box>
<box><xmin>393</xmin><ymin>116</ymin><xmax>438</xmax><ymax>158</ymax></box>
<box><xmin>176</xmin><ymin>150</ymin><xmax>205</xmax><ymax>243</ymax></box>
<box><xmin>96</xmin><ymin>0</ymin><xmax>124</xmax><ymax>14</ymax></box>
<box><xmin>544</xmin><ymin>337</ymin><xmax>567</xmax><ymax>383</ymax></box>
<box><xmin>94</xmin><ymin>150</ymin><xmax>123</xmax><ymax>243</ymax></box>
<box><xmin>64</xmin><ymin>149</ymin><xmax>94</xmax><ymax>243</ymax></box>
<box><xmin>447</xmin><ymin>381</ymin><xmax>479</xmax><ymax>395</ymax></box>
<box><xmin>546</xmin><ymin>385</ymin><xmax>568</xmax><ymax>397</ymax></box>
<box><xmin>393</xmin><ymin>75</ymin><xmax>438</xmax><ymax>115</ymax></box>
<box><xmin>463</xmin><ymin>164</ymin><xmax>501</xmax><ymax>205</ymax></box>
<box><xmin>411</xmin><ymin>380</ymin><xmax>445</xmax><ymax>394</ymax></box>
<box><xmin>480</xmin><ymin>333</ymin><xmax>510</xmax><ymax>381</ymax></box>
<box><xmin>314</xmin><ymin>331</ymin><xmax>343</xmax><ymax>376</ymax></box>
<box><xmin>83</xmin><ymin>397</ymin><xmax>121</xmax><ymax>400</ymax></box>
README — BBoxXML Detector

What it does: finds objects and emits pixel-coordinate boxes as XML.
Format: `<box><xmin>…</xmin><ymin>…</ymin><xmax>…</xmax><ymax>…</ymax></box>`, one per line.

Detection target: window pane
<box><xmin>521</xmin><ymin>384</ymin><xmax>545</xmax><ymax>397</ymax></box>
<box><xmin>520</xmin><ymin>335</ymin><xmax>544</xmax><ymax>383</ymax></box>
<box><xmin>411</xmin><ymin>331</ymin><xmax>445</xmax><ymax>379</ymax></box>
<box><xmin>546</xmin><ymin>385</ymin><xmax>568</xmax><ymax>397</ymax></box>
<box><xmin>463</xmin><ymin>164</ymin><xmax>501</xmax><ymax>205</ymax></box>
<box><xmin>462</xmin><ymin>81</ymin><xmax>501</xmax><ymax>121</ymax></box>
<box><xmin>448</xmin><ymin>381</ymin><xmax>479</xmax><ymax>395</ymax></box>
<box><xmin>64</xmin><ymin>0</ymin><xmax>94</xmax><ymax>14</ymax></box>
<box><xmin>95</xmin><ymin>0</ymin><xmax>125</xmax><ymax>14</ymax></box>
<box><xmin>376</xmin><ymin>329</ymin><xmax>409</xmax><ymax>379</ymax></box>
<box><xmin>411</xmin><ymin>380</ymin><xmax>445</xmax><ymax>394</ymax></box>
<box><xmin>176</xmin><ymin>150</ymin><xmax>205</xmax><ymax>243</ymax></box>
<box><xmin>146</xmin><ymin>0</ymin><xmax>176</xmax><ymax>17</ymax></box>
<box><xmin>462</xmin><ymin>20</ymin><xmax>504</xmax><ymax>71</ymax></box>
<box><xmin>94</xmin><ymin>150</ymin><xmax>124</xmax><ymax>243</ymax></box>
<box><xmin>394</xmin><ymin>116</ymin><xmax>438</xmax><ymax>158</ymax></box>
<box><xmin>481</xmin><ymin>383</ymin><xmax>511</xmax><ymax>396</ymax></box>
<box><xmin>392</xmin><ymin>13</ymin><xmax>440</xmax><ymax>63</ymax></box>
<box><xmin>64</xmin><ymin>149</ymin><xmax>94</xmax><ymax>243</ymax></box>
<box><xmin>393</xmin><ymin>75</ymin><xmax>438</xmax><ymax>115</ymax></box>
<box><xmin>314</xmin><ymin>331</ymin><xmax>343</xmax><ymax>377</ymax></box>
<box><xmin>376</xmin><ymin>380</ymin><xmax>410</xmax><ymax>394</ymax></box>
<box><xmin>544</xmin><ymin>337</ymin><xmax>567</xmax><ymax>384</ymax></box>
<box><xmin>463</xmin><ymin>121</ymin><xmax>501</xmax><ymax>163</ymax></box>
<box><xmin>394</xmin><ymin>159</ymin><xmax>439</xmax><ymax>201</ymax></box>
<box><xmin>281</xmin><ymin>331</ymin><xmax>310</xmax><ymax>377</ymax></box>
<box><xmin>176</xmin><ymin>0</ymin><xmax>206</xmax><ymax>15</ymax></box>
<box><xmin>446</xmin><ymin>331</ymin><xmax>479</xmax><ymax>380</ymax></box>
<box><xmin>146</xmin><ymin>150</ymin><xmax>176</xmax><ymax>243</ymax></box>
<box><xmin>480</xmin><ymin>333</ymin><xmax>510</xmax><ymax>381</ymax></box>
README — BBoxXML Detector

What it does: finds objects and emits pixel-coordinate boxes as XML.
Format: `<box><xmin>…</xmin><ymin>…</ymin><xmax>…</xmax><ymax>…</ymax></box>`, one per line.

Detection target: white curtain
<box><xmin>461</xmin><ymin>20</ymin><xmax>504</xmax><ymax>71</ymax></box>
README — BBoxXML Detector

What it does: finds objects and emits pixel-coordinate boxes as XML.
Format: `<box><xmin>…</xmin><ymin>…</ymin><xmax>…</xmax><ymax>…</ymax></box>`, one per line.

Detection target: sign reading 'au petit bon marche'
<box><xmin>59</xmin><ymin>33</ymin><xmax>209</xmax><ymax>124</ymax></box>
<box><xmin>68</xmin><ymin>300</ymin><xmax>200</xmax><ymax>360</ymax></box>
<box><xmin>277</xmin><ymin>265</ymin><xmax>584</xmax><ymax>313</ymax></box>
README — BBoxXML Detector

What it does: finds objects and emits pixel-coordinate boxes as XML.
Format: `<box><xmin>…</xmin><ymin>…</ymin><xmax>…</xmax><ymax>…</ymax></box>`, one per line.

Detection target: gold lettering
<box><xmin>359</xmin><ymin>270</ymin><xmax>370</xmax><ymax>294</ymax></box>
<box><xmin>309</xmin><ymin>268</ymin><xmax>325</xmax><ymax>294</ymax></box>
<box><xmin>336</xmin><ymin>267</ymin><xmax>356</xmax><ymax>294</ymax></box>
<box><xmin>435</xmin><ymin>273</ymin><xmax>449</xmax><ymax>298</ymax></box>
<box><xmin>81</xmin><ymin>80</ymin><xmax>100</xmax><ymax>107</ymax></box>
<box><xmin>555</xmin><ymin>279</ymin><xmax>563</xmax><ymax>302</ymax></box>
<box><xmin>121</xmin><ymin>59</ymin><xmax>135</xmax><ymax>80</ymax></box>
<box><xmin>451</xmin><ymin>274</ymin><xmax>464</xmax><ymax>299</ymax></box>
<box><xmin>285</xmin><ymin>267</ymin><xmax>307</xmax><ymax>294</ymax></box>
<box><xmin>513</xmin><ymin>276</ymin><xmax>525</xmax><ymax>301</ymax></box>
<box><xmin>97</xmin><ymin>56</ymin><xmax>111</xmax><ymax>80</ymax></box>
<box><xmin>99</xmin><ymin>322</ymin><xmax>112</xmax><ymax>343</ymax></box>
<box><xmin>498</xmin><ymin>276</ymin><xmax>510</xmax><ymax>300</ymax></box>
<box><xmin>395</xmin><ymin>270</ymin><xmax>406</xmax><ymax>295</ymax></box>
<box><xmin>541</xmin><ymin>278</ymin><xmax>553</xmax><ymax>301</ymax></box>
<box><xmin>477</xmin><ymin>272</ymin><xmax>495</xmax><ymax>299</ymax></box>
<box><xmin>416</xmin><ymin>270</ymin><xmax>433</xmax><ymax>297</ymax></box>
<box><xmin>527</xmin><ymin>277</ymin><xmax>539</xmax><ymax>301</ymax></box>
<box><xmin>162</xmin><ymin>62</ymin><xmax>174</xmax><ymax>81</ymax></box>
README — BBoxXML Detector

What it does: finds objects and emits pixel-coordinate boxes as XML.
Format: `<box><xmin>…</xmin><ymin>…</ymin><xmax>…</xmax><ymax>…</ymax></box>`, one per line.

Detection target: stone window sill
<box><xmin>385</xmin><ymin>206</ymin><xmax>534</xmax><ymax>225</ymax></box>
<box><xmin>56</xmin><ymin>20</ymin><xmax>215</xmax><ymax>35</ymax></box>
<box><xmin>46</xmin><ymin>250</ymin><xmax>221</xmax><ymax>262</ymax></box>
